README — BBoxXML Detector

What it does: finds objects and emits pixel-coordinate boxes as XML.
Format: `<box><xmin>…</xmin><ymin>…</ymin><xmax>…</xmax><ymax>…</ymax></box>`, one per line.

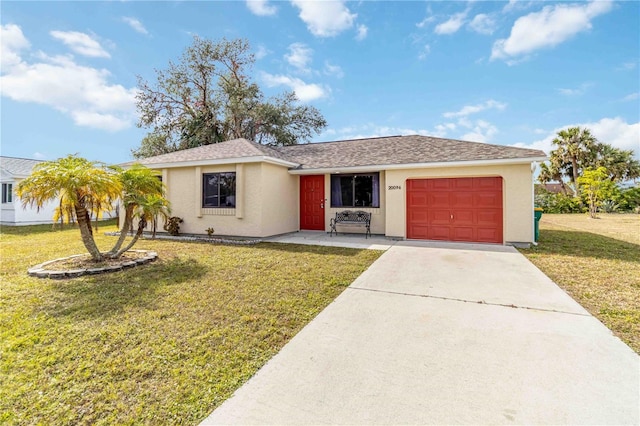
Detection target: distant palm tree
<box><xmin>552</xmin><ymin>127</ymin><xmax>597</xmax><ymax>196</ymax></box>
<box><xmin>16</xmin><ymin>155</ymin><xmax>122</xmax><ymax>261</ymax></box>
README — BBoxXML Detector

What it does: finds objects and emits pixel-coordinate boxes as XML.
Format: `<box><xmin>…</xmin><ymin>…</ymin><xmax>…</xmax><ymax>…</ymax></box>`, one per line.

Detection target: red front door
<box><xmin>300</xmin><ymin>175</ymin><xmax>325</xmax><ymax>230</ymax></box>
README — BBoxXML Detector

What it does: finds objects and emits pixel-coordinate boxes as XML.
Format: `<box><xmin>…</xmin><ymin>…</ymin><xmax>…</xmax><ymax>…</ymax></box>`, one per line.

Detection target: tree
<box><xmin>15</xmin><ymin>155</ymin><xmax>122</xmax><ymax>261</ymax></box>
<box><xmin>539</xmin><ymin>127</ymin><xmax>639</xmax><ymax>196</ymax></box>
<box><xmin>594</xmin><ymin>143</ymin><xmax>640</xmax><ymax>182</ymax></box>
<box><xmin>551</xmin><ymin>127</ymin><xmax>598</xmax><ymax>196</ymax></box>
<box><xmin>16</xmin><ymin>156</ymin><xmax>169</xmax><ymax>262</ymax></box>
<box><xmin>110</xmin><ymin>194</ymin><xmax>170</xmax><ymax>258</ymax></box>
<box><xmin>578</xmin><ymin>167</ymin><xmax>614</xmax><ymax>218</ymax></box>
<box><xmin>107</xmin><ymin>164</ymin><xmax>166</xmax><ymax>257</ymax></box>
<box><xmin>133</xmin><ymin>37</ymin><xmax>327</xmax><ymax>158</ymax></box>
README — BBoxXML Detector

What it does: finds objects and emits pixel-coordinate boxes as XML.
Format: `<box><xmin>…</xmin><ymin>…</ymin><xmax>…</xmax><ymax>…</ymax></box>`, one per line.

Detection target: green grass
<box><xmin>0</xmin><ymin>222</ymin><xmax>382</xmax><ymax>425</ymax></box>
<box><xmin>520</xmin><ymin>214</ymin><xmax>640</xmax><ymax>353</ymax></box>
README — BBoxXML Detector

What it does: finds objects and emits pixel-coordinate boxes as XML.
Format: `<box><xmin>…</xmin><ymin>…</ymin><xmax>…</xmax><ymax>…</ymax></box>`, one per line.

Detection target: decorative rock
<box><xmin>27</xmin><ymin>250</ymin><xmax>158</xmax><ymax>279</ymax></box>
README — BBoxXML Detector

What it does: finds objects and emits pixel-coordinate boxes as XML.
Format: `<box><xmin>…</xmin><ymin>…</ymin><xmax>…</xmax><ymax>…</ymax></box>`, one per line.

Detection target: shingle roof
<box><xmin>130</xmin><ymin>135</ymin><xmax>547</xmax><ymax>169</ymax></box>
<box><xmin>0</xmin><ymin>156</ymin><xmax>43</xmax><ymax>177</ymax></box>
<box><xmin>132</xmin><ymin>138</ymin><xmax>291</xmax><ymax>166</ymax></box>
<box><xmin>276</xmin><ymin>135</ymin><xmax>546</xmax><ymax>170</ymax></box>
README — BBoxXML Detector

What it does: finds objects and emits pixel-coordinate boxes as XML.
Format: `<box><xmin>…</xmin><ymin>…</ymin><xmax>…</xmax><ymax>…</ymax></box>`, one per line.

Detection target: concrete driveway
<box><xmin>203</xmin><ymin>241</ymin><xmax>639</xmax><ymax>425</ymax></box>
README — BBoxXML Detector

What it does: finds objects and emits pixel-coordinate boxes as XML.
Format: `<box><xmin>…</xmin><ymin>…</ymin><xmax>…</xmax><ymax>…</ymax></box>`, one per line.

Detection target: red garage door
<box><xmin>406</xmin><ymin>177</ymin><xmax>503</xmax><ymax>244</ymax></box>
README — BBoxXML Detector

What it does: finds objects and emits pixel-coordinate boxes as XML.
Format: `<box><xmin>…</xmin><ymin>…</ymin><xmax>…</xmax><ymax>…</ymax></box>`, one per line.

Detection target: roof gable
<box><xmin>133</xmin><ymin>138</ymin><xmax>291</xmax><ymax>166</ymax></box>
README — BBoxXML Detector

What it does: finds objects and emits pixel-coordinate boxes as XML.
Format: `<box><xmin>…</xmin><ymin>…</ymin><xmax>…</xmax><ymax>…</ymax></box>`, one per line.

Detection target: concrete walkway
<box><xmin>203</xmin><ymin>241</ymin><xmax>640</xmax><ymax>425</ymax></box>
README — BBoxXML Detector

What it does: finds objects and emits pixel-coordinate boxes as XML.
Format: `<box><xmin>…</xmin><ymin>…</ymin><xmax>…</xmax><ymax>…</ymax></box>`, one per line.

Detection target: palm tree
<box><xmin>15</xmin><ymin>155</ymin><xmax>121</xmax><ymax>261</ymax></box>
<box><xmin>551</xmin><ymin>127</ymin><xmax>598</xmax><ymax>196</ymax></box>
<box><xmin>595</xmin><ymin>143</ymin><xmax>640</xmax><ymax>182</ymax></box>
<box><xmin>107</xmin><ymin>164</ymin><xmax>165</xmax><ymax>257</ymax></box>
<box><xmin>110</xmin><ymin>194</ymin><xmax>170</xmax><ymax>258</ymax></box>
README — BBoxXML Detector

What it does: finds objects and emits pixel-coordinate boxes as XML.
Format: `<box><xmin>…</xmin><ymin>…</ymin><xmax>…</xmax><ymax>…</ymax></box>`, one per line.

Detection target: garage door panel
<box><xmin>429</xmin><ymin>193</ymin><xmax>450</xmax><ymax>208</ymax></box>
<box><xmin>453</xmin><ymin>178</ymin><xmax>474</xmax><ymax>190</ymax></box>
<box><xmin>453</xmin><ymin>210</ymin><xmax>474</xmax><ymax>225</ymax></box>
<box><xmin>451</xmin><ymin>192</ymin><xmax>473</xmax><ymax>208</ymax></box>
<box><xmin>429</xmin><ymin>226</ymin><xmax>451</xmax><ymax>240</ymax></box>
<box><xmin>452</xmin><ymin>227</ymin><xmax>474</xmax><ymax>241</ymax></box>
<box><xmin>431</xmin><ymin>179</ymin><xmax>452</xmax><ymax>190</ymax></box>
<box><xmin>477</xmin><ymin>210</ymin><xmax>501</xmax><ymax>225</ymax></box>
<box><xmin>476</xmin><ymin>192</ymin><xmax>501</xmax><ymax>208</ymax></box>
<box><xmin>406</xmin><ymin>177</ymin><xmax>503</xmax><ymax>244</ymax></box>
<box><xmin>477</xmin><ymin>227</ymin><xmax>501</xmax><ymax>243</ymax></box>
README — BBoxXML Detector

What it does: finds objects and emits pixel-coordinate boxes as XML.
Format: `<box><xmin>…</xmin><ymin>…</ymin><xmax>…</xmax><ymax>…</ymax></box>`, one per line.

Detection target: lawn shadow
<box><xmin>255</xmin><ymin>241</ymin><xmax>370</xmax><ymax>256</ymax></box>
<box><xmin>44</xmin><ymin>256</ymin><xmax>206</xmax><ymax>319</ymax></box>
<box><xmin>529</xmin><ymin>229</ymin><xmax>640</xmax><ymax>263</ymax></box>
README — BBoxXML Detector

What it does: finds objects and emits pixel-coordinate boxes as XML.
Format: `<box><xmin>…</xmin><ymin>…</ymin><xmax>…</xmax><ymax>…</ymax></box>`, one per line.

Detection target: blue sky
<box><xmin>1</xmin><ymin>0</ymin><xmax>638</xmax><ymax>164</ymax></box>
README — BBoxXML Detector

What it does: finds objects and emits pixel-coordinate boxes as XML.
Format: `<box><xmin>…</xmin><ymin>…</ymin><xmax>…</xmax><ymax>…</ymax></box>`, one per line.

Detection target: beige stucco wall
<box><xmin>384</xmin><ymin>164</ymin><xmax>535</xmax><ymax>243</ymax></box>
<box><xmin>323</xmin><ymin>172</ymin><xmax>386</xmax><ymax>235</ymax></box>
<box><xmin>159</xmin><ymin>162</ymin><xmax>297</xmax><ymax>237</ymax></box>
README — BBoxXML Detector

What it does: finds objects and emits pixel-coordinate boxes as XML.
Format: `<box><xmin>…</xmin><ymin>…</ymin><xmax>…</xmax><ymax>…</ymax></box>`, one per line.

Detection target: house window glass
<box><xmin>330</xmin><ymin>173</ymin><xmax>379</xmax><ymax>208</ymax></box>
<box><xmin>202</xmin><ymin>173</ymin><xmax>236</xmax><ymax>208</ymax></box>
<box><xmin>2</xmin><ymin>183</ymin><xmax>13</xmax><ymax>203</ymax></box>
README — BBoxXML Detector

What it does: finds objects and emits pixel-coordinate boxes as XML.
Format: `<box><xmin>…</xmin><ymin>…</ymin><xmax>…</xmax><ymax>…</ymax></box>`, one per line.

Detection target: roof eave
<box><xmin>129</xmin><ymin>156</ymin><xmax>299</xmax><ymax>170</ymax></box>
<box><xmin>288</xmin><ymin>156</ymin><xmax>549</xmax><ymax>175</ymax></box>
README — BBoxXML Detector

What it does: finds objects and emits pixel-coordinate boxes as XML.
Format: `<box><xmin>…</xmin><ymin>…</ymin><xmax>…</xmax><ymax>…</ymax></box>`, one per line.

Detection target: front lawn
<box><xmin>520</xmin><ymin>213</ymin><xmax>640</xmax><ymax>353</ymax></box>
<box><xmin>0</xmin><ymin>223</ymin><xmax>382</xmax><ymax>425</ymax></box>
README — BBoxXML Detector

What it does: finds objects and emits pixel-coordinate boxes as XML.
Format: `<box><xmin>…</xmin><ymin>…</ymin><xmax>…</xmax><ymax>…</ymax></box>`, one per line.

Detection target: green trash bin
<box><xmin>534</xmin><ymin>208</ymin><xmax>543</xmax><ymax>242</ymax></box>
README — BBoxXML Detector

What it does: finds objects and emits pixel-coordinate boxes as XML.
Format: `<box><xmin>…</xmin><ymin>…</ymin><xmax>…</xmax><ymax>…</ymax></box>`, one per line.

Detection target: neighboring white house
<box><xmin>0</xmin><ymin>156</ymin><xmax>63</xmax><ymax>226</ymax></box>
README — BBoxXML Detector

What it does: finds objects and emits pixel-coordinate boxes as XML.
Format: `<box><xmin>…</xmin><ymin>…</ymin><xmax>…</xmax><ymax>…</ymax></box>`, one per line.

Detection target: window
<box><xmin>330</xmin><ymin>173</ymin><xmax>380</xmax><ymax>208</ymax></box>
<box><xmin>202</xmin><ymin>172</ymin><xmax>236</xmax><ymax>208</ymax></box>
<box><xmin>2</xmin><ymin>183</ymin><xmax>13</xmax><ymax>204</ymax></box>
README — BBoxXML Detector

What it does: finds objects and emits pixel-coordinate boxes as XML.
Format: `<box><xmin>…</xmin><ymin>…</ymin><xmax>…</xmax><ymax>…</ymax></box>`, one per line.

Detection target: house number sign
<box><xmin>388</xmin><ymin>185</ymin><xmax>402</xmax><ymax>190</ymax></box>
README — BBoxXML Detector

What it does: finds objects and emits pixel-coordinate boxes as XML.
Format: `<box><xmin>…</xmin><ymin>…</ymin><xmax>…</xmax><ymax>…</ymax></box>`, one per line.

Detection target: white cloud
<box><xmin>323</xmin><ymin>61</ymin><xmax>344</xmax><ymax>78</ymax></box>
<box><xmin>255</xmin><ymin>45</ymin><xmax>270</xmax><ymax>60</ymax></box>
<box><xmin>246</xmin><ymin>0</ymin><xmax>277</xmax><ymax>16</ymax></box>
<box><xmin>122</xmin><ymin>17</ymin><xmax>149</xmax><ymax>35</ymax></box>
<box><xmin>491</xmin><ymin>1</ymin><xmax>613</xmax><ymax>61</ymax></box>
<box><xmin>416</xmin><ymin>16</ymin><xmax>435</xmax><ymax>29</ymax></box>
<box><xmin>33</xmin><ymin>152</ymin><xmax>46</xmax><ymax>160</ymax></box>
<box><xmin>1</xmin><ymin>24</ymin><xmax>30</xmax><ymax>69</ymax></box>
<box><xmin>434</xmin><ymin>12</ymin><xmax>467</xmax><ymax>35</ymax></box>
<box><xmin>418</xmin><ymin>44</ymin><xmax>431</xmax><ymax>60</ymax></box>
<box><xmin>285</xmin><ymin>42</ymin><xmax>313</xmax><ymax>73</ymax></box>
<box><xmin>443</xmin><ymin>99</ymin><xmax>507</xmax><ymax>118</ymax></box>
<box><xmin>1</xmin><ymin>25</ymin><xmax>136</xmax><ymax>132</ymax></box>
<box><xmin>50</xmin><ymin>30</ymin><xmax>111</xmax><ymax>58</ymax></box>
<box><xmin>432</xmin><ymin>122</ymin><xmax>457</xmax><ymax>137</ymax></box>
<box><xmin>512</xmin><ymin>118</ymin><xmax>640</xmax><ymax>158</ymax></box>
<box><xmin>622</xmin><ymin>92</ymin><xmax>639</xmax><ymax>102</ymax></box>
<box><xmin>469</xmin><ymin>13</ymin><xmax>496</xmax><ymax>35</ymax></box>
<box><xmin>557</xmin><ymin>82</ymin><xmax>592</xmax><ymax>96</ymax></box>
<box><xmin>616</xmin><ymin>61</ymin><xmax>638</xmax><ymax>71</ymax></box>
<box><xmin>261</xmin><ymin>72</ymin><xmax>327</xmax><ymax>102</ymax></box>
<box><xmin>356</xmin><ymin>24</ymin><xmax>368</xmax><ymax>41</ymax></box>
<box><xmin>290</xmin><ymin>0</ymin><xmax>356</xmax><ymax>37</ymax></box>
<box><xmin>327</xmin><ymin>124</ymin><xmax>431</xmax><ymax>141</ymax></box>
<box><xmin>461</xmin><ymin>119</ymin><xmax>499</xmax><ymax>143</ymax></box>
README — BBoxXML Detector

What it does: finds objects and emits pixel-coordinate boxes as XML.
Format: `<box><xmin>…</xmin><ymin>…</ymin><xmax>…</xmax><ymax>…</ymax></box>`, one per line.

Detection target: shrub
<box><xmin>163</xmin><ymin>216</ymin><xmax>183</xmax><ymax>236</ymax></box>
<box><xmin>535</xmin><ymin>189</ymin><xmax>585</xmax><ymax>213</ymax></box>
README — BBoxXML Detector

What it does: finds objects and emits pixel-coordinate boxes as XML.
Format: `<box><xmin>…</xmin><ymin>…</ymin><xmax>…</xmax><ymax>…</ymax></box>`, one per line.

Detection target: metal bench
<box><xmin>329</xmin><ymin>210</ymin><xmax>372</xmax><ymax>238</ymax></box>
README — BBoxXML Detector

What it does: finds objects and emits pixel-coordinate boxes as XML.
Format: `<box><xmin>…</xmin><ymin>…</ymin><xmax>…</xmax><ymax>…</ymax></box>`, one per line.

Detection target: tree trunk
<box><xmin>108</xmin><ymin>205</ymin><xmax>134</xmax><ymax>256</ymax></box>
<box><xmin>571</xmin><ymin>157</ymin><xmax>580</xmax><ymax>197</ymax></box>
<box><xmin>74</xmin><ymin>203</ymin><xmax>104</xmax><ymax>261</ymax></box>
<box><xmin>112</xmin><ymin>218</ymin><xmax>146</xmax><ymax>258</ymax></box>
